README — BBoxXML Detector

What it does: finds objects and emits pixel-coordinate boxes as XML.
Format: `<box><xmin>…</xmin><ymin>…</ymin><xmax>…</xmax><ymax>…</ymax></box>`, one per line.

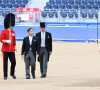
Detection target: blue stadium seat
<box><xmin>42</xmin><ymin>11</ymin><xmax>47</xmax><ymax>18</ymax></box>
<box><xmin>59</xmin><ymin>3</ymin><xmax>65</xmax><ymax>9</ymax></box>
<box><xmin>58</xmin><ymin>7</ymin><xmax>63</xmax><ymax>9</ymax></box>
<box><xmin>0</xmin><ymin>11</ymin><xmax>2</xmax><ymax>15</ymax></box>
<box><xmin>66</xmin><ymin>3</ymin><xmax>71</xmax><ymax>9</ymax></box>
<box><xmin>16</xmin><ymin>0</ymin><xmax>21</xmax><ymax>3</ymax></box>
<box><xmin>7</xmin><ymin>2</ymin><xmax>12</xmax><ymax>8</ymax></box>
<box><xmin>61</xmin><ymin>12</ymin><xmax>67</xmax><ymax>18</ymax></box>
<box><xmin>48</xmin><ymin>12</ymin><xmax>54</xmax><ymax>18</ymax></box>
<box><xmin>50</xmin><ymin>7</ymin><xmax>57</xmax><ymax>10</ymax></box>
<box><xmin>63</xmin><ymin>7</ymin><xmax>68</xmax><ymax>9</ymax></box>
<box><xmin>88</xmin><ymin>13</ymin><xmax>94</xmax><ymax>18</ymax></box>
<box><xmin>11</xmin><ymin>7</ymin><xmax>16</xmax><ymax>10</ymax></box>
<box><xmin>55</xmin><ymin>12</ymin><xmax>58</xmax><ymax>18</ymax></box>
<box><xmin>68</xmin><ymin>12</ymin><xmax>74</xmax><ymax>18</ymax></box>
<box><xmin>2</xmin><ymin>12</ymin><xmax>6</xmax><ymax>17</ymax></box>
<box><xmin>68</xmin><ymin>0</ymin><xmax>74</xmax><ymax>4</ymax></box>
<box><xmin>92</xmin><ymin>3</ymin><xmax>99</xmax><ymax>9</ymax></box>
<box><xmin>82</xmin><ymin>0</ymin><xmax>87</xmax><ymax>4</ymax></box>
<box><xmin>86</xmin><ymin>3</ymin><xmax>92</xmax><ymax>9</ymax></box>
<box><xmin>3</xmin><ymin>0</ymin><xmax>9</xmax><ymax>3</ymax></box>
<box><xmin>9</xmin><ymin>0</ymin><xmax>15</xmax><ymax>2</ymax></box>
<box><xmin>44</xmin><ymin>6</ymin><xmax>49</xmax><ymax>10</ymax></box>
<box><xmin>2</xmin><ymin>11</ymin><xmax>9</xmax><ymax>17</ymax></box>
<box><xmin>81</xmin><ymin>12</ymin><xmax>87</xmax><ymax>18</ymax></box>
<box><xmin>49</xmin><ymin>0</ymin><xmax>54</xmax><ymax>4</ymax></box>
<box><xmin>46</xmin><ymin>2</ymin><xmax>52</xmax><ymax>8</ymax></box>
<box><xmin>12</xmin><ymin>2</ymin><xmax>19</xmax><ymax>8</ymax></box>
<box><xmin>72</xmin><ymin>3</ymin><xmax>78</xmax><ymax>9</ymax></box>
<box><xmin>79</xmin><ymin>3</ymin><xmax>85</xmax><ymax>9</ymax></box>
<box><xmin>62</xmin><ymin>0</ymin><xmax>67</xmax><ymax>3</ymax></box>
<box><xmin>9</xmin><ymin>0</ymin><xmax>15</xmax><ymax>3</ymax></box>
<box><xmin>95</xmin><ymin>0</ymin><xmax>100</xmax><ymax>4</ymax></box>
<box><xmin>56</xmin><ymin>0</ymin><xmax>61</xmax><ymax>4</ymax></box>
<box><xmin>15</xmin><ymin>1</ymin><xmax>21</xmax><ymax>4</ymax></box>
<box><xmin>53</xmin><ymin>3</ymin><xmax>58</xmax><ymax>9</ymax></box>
<box><xmin>51</xmin><ymin>7</ymin><xmax>58</xmax><ymax>9</ymax></box>
<box><xmin>22</xmin><ymin>0</ymin><xmax>28</xmax><ymax>4</ymax></box>
<box><xmin>0</xmin><ymin>2</ymin><xmax>6</xmax><ymax>8</ymax></box>
<box><xmin>20</xmin><ymin>3</ymin><xmax>25</xmax><ymax>7</ymax></box>
<box><xmin>75</xmin><ymin>0</ymin><xmax>81</xmax><ymax>4</ymax></box>
<box><xmin>48</xmin><ymin>6</ymin><xmax>53</xmax><ymax>9</ymax></box>
<box><xmin>88</xmin><ymin>0</ymin><xmax>94</xmax><ymax>4</ymax></box>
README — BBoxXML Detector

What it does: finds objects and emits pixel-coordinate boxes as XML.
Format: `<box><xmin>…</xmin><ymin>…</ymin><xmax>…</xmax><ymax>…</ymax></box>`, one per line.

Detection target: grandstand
<box><xmin>42</xmin><ymin>0</ymin><xmax>100</xmax><ymax>23</ymax></box>
<box><xmin>0</xmin><ymin>0</ymin><xmax>100</xmax><ymax>42</ymax></box>
<box><xmin>0</xmin><ymin>0</ymin><xmax>100</xmax><ymax>23</ymax></box>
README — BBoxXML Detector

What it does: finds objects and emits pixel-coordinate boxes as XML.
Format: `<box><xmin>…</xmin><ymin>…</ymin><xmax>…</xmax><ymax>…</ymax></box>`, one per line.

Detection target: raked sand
<box><xmin>0</xmin><ymin>41</ymin><xmax>100</xmax><ymax>90</ymax></box>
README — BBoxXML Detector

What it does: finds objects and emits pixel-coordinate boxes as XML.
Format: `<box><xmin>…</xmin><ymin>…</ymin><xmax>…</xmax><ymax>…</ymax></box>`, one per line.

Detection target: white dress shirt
<box><xmin>29</xmin><ymin>36</ymin><xmax>33</xmax><ymax>50</ymax></box>
<box><xmin>41</xmin><ymin>32</ymin><xmax>45</xmax><ymax>47</ymax></box>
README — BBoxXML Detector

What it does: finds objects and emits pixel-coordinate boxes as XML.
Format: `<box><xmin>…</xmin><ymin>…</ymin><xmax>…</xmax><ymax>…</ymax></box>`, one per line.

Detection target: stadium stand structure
<box><xmin>0</xmin><ymin>0</ymin><xmax>100</xmax><ymax>23</ymax></box>
<box><xmin>0</xmin><ymin>0</ymin><xmax>100</xmax><ymax>42</ymax></box>
<box><xmin>0</xmin><ymin>0</ymin><xmax>28</xmax><ymax>17</ymax></box>
<box><xmin>41</xmin><ymin>0</ymin><xmax>100</xmax><ymax>23</ymax></box>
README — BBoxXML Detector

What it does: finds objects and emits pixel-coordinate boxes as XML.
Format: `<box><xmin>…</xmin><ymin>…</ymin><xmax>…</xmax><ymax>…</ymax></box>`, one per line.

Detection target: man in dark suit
<box><xmin>36</xmin><ymin>22</ymin><xmax>52</xmax><ymax>78</ymax></box>
<box><xmin>21</xmin><ymin>28</ymin><xmax>37</xmax><ymax>79</ymax></box>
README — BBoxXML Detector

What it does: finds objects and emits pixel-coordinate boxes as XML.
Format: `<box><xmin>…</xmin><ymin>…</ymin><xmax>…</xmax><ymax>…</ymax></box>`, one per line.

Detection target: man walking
<box><xmin>21</xmin><ymin>28</ymin><xmax>37</xmax><ymax>79</ymax></box>
<box><xmin>0</xmin><ymin>13</ymin><xmax>16</xmax><ymax>80</ymax></box>
<box><xmin>36</xmin><ymin>22</ymin><xmax>52</xmax><ymax>78</ymax></box>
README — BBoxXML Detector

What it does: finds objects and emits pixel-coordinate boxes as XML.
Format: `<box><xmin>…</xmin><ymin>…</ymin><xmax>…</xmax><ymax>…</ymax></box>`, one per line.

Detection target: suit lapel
<box><xmin>27</xmin><ymin>36</ymin><xmax>30</xmax><ymax>46</ymax></box>
<box><xmin>39</xmin><ymin>32</ymin><xmax>41</xmax><ymax>44</ymax></box>
<box><xmin>31</xmin><ymin>36</ymin><xmax>34</xmax><ymax>46</ymax></box>
<box><xmin>45</xmin><ymin>32</ymin><xmax>47</xmax><ymax>43</ymax></box>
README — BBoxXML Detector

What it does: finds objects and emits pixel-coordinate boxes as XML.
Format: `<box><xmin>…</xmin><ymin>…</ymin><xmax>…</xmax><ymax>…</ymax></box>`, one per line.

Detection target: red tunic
<box><xmin>0</xmin><ymin>29</ymin><xmax>16</xmax><ymax>52</ymax></box>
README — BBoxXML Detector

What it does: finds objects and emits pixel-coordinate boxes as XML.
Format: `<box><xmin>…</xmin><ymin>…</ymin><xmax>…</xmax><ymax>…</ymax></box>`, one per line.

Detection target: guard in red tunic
<box><xmin>0</xmin><ymin>13</ymin><xmax>16</xmax><ymax>80</ymax></box>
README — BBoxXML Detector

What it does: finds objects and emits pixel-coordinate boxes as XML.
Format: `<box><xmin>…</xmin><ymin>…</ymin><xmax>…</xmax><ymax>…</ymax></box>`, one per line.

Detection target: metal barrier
<box><xmin>0</xmin><ymin>8</ymin><xmax>41</xmax><ymax>25</ymax></box>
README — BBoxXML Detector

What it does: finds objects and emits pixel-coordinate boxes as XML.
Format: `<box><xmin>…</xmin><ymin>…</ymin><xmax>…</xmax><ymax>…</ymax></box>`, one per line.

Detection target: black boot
<box><xmin>11</xmin><ymin>75</ymin><xmax>16</xmax><ymax>79</ymax></box>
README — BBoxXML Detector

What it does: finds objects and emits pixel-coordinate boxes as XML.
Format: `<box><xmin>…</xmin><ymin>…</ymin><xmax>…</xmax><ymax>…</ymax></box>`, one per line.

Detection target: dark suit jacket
<box><xmin>36</xmin><ymin>31</ymin><xmax>52</xmax><ymax>61</ymax></box>
<box><xmin>21</xmin><ymin>36</ymin><xmax>37</xmax><ymax>60</ymax></box>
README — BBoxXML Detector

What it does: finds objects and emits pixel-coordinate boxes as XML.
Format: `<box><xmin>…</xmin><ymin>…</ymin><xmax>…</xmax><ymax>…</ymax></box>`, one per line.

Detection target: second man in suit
<box><xmin>36</xmin><ymin>22</ymin><xmax>52</xmax><ymax>78</ymax></box>
<box><xmin>21</xmin><ymin>28</ymin><xmax>37</xmax><ymax>79</ymax></box>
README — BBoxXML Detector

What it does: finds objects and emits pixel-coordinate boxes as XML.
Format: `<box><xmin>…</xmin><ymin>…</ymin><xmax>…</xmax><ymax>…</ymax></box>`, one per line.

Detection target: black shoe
<box><xmin>43</xmin><ymin>74</ymin><xmax>47</xmax><ymax>77</ymax></box>
<box><xmin>11</xmin><ymin>75</ymin><xmax>16</xmax><ymax>79</ymax></box>
<box><xmin>26</xmin><ymin>77</ymin><xmax>30</xmax><ymax>79</ymax></box>
<box><xmin>40</xmin><ymin>75</ymin><xmax>44</xmax><ymax>78</ymax></box>
<box><xmin>4</xmin><ymin>77</ymin><xmax>7</xmax><ymax>80</ymax></box>
<box><xmin>40</xmin><ymin>74</ymin><xmax>47</xmax><ymax>78</ymax></box>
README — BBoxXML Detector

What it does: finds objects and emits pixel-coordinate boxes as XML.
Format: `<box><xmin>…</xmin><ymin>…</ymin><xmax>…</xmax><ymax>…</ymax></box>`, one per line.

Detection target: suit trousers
<box><xmin>24</xmin><ymin>51</ymin><xmax>35</xmax><ymax>78</ymax></box>
<box><xmin>39</xmin><ymin>47</ymin><xmax>48</xmax><ymax>75</ymax></box>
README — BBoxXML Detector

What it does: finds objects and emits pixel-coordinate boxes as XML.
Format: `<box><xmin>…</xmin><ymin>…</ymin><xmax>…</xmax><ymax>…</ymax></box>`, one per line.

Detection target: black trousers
<box><xmin>3</xmin><ymin>52</ymin><xmax>16</xmax><ymax>77</ymax></box>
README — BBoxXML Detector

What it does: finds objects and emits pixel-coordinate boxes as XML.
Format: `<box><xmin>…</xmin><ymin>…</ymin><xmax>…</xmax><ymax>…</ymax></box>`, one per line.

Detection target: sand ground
<box><xmin>0</xmin><ymin>41</ymin><xmax>100</xmax><ymax>90</ymax></box>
